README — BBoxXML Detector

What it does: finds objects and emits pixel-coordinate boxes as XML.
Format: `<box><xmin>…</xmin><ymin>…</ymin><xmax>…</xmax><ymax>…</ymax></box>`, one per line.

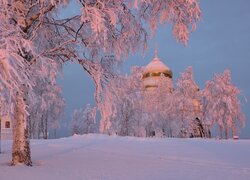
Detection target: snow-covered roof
<box><xmin>143</xmin><ymin>54</ymin><xmax>173</xmax><ymax>78</ymax></box>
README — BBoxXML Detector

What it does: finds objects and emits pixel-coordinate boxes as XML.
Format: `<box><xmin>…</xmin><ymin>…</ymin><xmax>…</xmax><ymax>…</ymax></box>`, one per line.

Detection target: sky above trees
<box><xmin>58</xmin><ymin>0</ymin><xmax>250</xmax><ymax>138</ymax></box>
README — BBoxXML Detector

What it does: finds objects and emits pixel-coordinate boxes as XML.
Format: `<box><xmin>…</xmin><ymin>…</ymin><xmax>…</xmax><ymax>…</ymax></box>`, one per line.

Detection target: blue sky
<box><xmin>58</xmin><ymin>0</ymin><xmax>250</xmax><ymax>138</ymax></box>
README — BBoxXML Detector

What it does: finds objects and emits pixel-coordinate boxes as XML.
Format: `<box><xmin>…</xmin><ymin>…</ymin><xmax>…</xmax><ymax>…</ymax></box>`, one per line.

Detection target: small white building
<box><xmin>0</xmin><ymin>115</ymin><xmax>13</xmax><ymax>140</ymax></box>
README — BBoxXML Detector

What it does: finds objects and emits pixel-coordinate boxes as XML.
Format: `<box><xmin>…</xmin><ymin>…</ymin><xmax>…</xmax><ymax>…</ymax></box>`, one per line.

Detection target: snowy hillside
<box><xmin>0</xmin><ymin>134</ymin><xmax>250</xmax><ymax>180</ymax></box>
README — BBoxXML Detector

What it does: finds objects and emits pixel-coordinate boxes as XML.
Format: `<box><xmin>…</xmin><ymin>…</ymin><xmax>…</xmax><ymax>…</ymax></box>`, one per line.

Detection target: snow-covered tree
<box><xmin>174</xmin><ymin>67</ymin><xmax>202</xmax><ymax>137</ymax></box>
<box><xmin>28</xmin><ymin>82</ymin><xmax>65</xmax><ymax>139</ymax></box>
<box><xmin>0</xmin><ymin>0</ymin><xmax>68</xmax><ymax>165</ymax></box>
<box><xmin>141</xmin><ymin>74</ymin><xmax>174</xmax><ymax>137</ymax></box>
<box><xmin>99</xmin><ymin>66</ymin><xmax>145</xmax><ymax>136</ymax></box>
<box><xmin>201</xmin><ymin>70</ymin><xmax>245</xmax><ymax>139</ymax></box>
<box><xmin>0</xmin><ymin>0</ymin><xmax>201</xmax><ymax>165</ymax></box>
<box><xmin>99</xmin><ymin>66</ymin><xmax>245</xmax><ymax>140</ymax></box>
<box><xmin>70</xmin><ymin>104</ymin><xmax>97</xmax><ymax>135</ymax></box>
<box><xmin>71</xmin><ymin>109</ymin><xmax>83</xmax><ymax>135</ymax></box>
<box><xmin>100</xmin><ymin>66</ymin><xmax>175</xmax><ymax>137</ymax></box>
<box><xmin>154</xmin><ymin>75</ymin><xmax>175</xmax><ymax>137</ymax></box>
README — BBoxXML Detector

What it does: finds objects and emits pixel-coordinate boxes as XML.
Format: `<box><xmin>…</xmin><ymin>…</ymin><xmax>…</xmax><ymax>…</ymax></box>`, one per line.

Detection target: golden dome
<box><xmin>142</xmin><ymin>56</ymin><xmax>173</xmax><ymax>79</ymax></box>
<box><xmin>142</xmin><ymin>53</ymin><xmax>173</xmax><ymax>89</ymax></box>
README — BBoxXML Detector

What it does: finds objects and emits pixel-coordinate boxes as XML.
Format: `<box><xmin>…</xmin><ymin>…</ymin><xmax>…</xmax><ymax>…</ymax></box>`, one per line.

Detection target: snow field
<box><xmin>0</xmin><ymin>134</ymin><xmax>250</xmax><ymax>180</ymax></box>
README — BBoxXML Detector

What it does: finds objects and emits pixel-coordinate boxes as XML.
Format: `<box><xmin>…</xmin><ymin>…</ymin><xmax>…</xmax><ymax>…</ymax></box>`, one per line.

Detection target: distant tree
<box><xmin>71</xmin><ymin>109</ymin><xmax>84</xmax><ymax>135</ymax></box>
<box><xmin>70</xmin><ymin>104</ymin><xmax>97</xmax><ymax>135</ymax></box>
<box><xmin>174</xmin><ymin>67</ymin><xmax>201</xmax><ymax>137</ymax></box>
<box><xmin>99</xmin><ymin>66</ymin><xmax>245</xmax><ymax>140</ymax></box>
<box><xmin>30</xmin><ymin>84</ymin><xmax>65</xmax><ymax>139</ymax></box>
<box><xmin>201</xmin><ymin>70</ymin><xmax>245</xmax><ymax>139</ymax></box>
<box><xmin>118</xmin><ymin>68</ymin><xmax>145</xmax><ymax>137</ymax></box>
<box><xmin>142</xmin><ymin>74</ymin><xmax>175</xmax><ymax>137</ymax></box>
<box><xmin>155</xmin><ymin>75</ymin><xmax>175</xmax><ymax>137</ymax></box>
<box><xmin>100</xmin><ymin>66</ymin><xmax>176</xmax><ymax>137</ymax></box>
<box><xmin>101</xmin><ymin>66</ymin><xmax>201</xmax><ymax>138</ymax></box>
<box><xmin>99</xmin><ymin>67</ymin><xmax>145</xmax><ymax>136</ymax></box>
<box><xmin>46</xmin><ymin>90</ymin><xmax>65</xmax><ymax>139</ymax></box>
<box><xmin>83</xmin><ymin>104</ymin><xmax>97</xmax><ymax>134</ymax></box>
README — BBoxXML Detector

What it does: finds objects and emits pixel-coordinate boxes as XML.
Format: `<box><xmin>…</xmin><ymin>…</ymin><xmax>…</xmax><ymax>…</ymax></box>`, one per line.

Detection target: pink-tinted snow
<box><xmin>0</xmin><ymin>134</ymin><xmax>250</xmax><ymax>180</ymax></box>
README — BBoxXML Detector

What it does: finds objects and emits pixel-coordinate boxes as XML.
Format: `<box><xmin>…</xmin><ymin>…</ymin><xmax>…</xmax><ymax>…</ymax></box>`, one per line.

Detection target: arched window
<box><xmin>5</xmin><ymin>121</ymin><xmax>10</xmax><ymax>128</ymax></box>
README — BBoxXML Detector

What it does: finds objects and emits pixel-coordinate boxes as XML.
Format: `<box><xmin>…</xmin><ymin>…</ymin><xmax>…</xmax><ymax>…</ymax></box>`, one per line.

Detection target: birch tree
<box><xmin>99</xmin><ymin>66</ymin><xmax>145</xmax><ymax>136</ymax></box>
<box><xmin>154</xmin><ymin>75</ymin><xmax>175</xmax><ymax>137</ymax></box>
<box><xmin>11</xmin><ymin>85</ymin><xmax>32</xmax><ymax>166</ymax></box>
<box><xmin>70</xmin><ymin>104</ymin><xmax>97</xmax><ymax>135</ymax></box>
<box><xmin>201</xmin><ymin>70</ymin><xmax>245</xmax><ymax>139</ymax></box>
<box><xmin>174</xmin><ymin>67</ymin><xmax>201</xmax><ymax>137</ymax></box>
<box><xmin>28</xmin><ymin>82</ymin><xmax>65</xmax><ymax>139</ymax></box>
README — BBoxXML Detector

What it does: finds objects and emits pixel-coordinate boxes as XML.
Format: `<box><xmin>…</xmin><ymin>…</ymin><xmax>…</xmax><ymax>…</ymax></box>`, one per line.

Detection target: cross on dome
<box><xmin>154</xmin><ymin>43</ymin><xmax>158</xmax><ymax>58</ymax></box>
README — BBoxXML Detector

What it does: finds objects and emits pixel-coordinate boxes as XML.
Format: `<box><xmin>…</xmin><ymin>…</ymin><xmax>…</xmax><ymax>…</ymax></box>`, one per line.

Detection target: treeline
<box><xmin>99</xmin><ymin>67</ymin><xmax>245</xmax><ymax>139</ymax></box>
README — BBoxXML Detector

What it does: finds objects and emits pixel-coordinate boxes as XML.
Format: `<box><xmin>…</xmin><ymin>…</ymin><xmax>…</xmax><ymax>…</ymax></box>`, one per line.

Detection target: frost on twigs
<box><xmin>79</xmin><ymin>0</ymin><xmax>200</xmax><ymax>62</ymax></box>
<box><xmin>80</xmin><ymin>0</ymin><xmax>147</xmax><ymax>60</ymax></box>
<box><xmin>131</xmin><ymin>0</ymin><xmax>201</xmax><ymax>45</ymax></box>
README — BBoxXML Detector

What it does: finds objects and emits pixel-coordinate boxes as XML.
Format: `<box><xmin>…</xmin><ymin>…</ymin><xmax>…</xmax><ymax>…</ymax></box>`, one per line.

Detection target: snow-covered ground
<box><xmin>0</xmin><ymin>134</ymin><xmax>250</xmax><ymax>180</ymax></box>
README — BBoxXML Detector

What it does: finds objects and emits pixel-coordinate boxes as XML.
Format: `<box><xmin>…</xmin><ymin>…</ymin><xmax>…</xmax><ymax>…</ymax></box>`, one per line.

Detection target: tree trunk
<box><xmin>219</xmin><ymin>126</ymin><xmax>223</xmax><ymax>139</ymax></box>
<box><xmin>225</xmin><ymin>127</ymin><xmax>228</xmax><ymax>139</ymax></box>
<box><xmin>40</xmin><ymin>114</ymin><xmax>44</xmax><ymax>139</ymax></box>
<box><xmin>54</xmin><ymin>129</ymin><xmax>57</xmax><ymax>139</ymax></box>
<box><xmin>208</xmin><ymin>128</ymin><xmax>211</xmax><ymax>138</ymax></box>
<box><xmin>45</xmin><ymin>112</ymin><xmax>48</xmax><ymax>139</ymax></box>
<box><xmin>0</xmin><ymin>118</ymin><xmax>2</xmax><ymax>154</ymax></box>
<box><xmin>11</xmin><ymin>90</ymin><xmax>32</xmax><ymax>166</ymax></box>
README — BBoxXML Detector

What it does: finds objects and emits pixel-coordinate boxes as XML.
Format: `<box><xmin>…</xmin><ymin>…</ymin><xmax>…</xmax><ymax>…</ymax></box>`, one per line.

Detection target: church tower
<box><xmin>142</xmin><ymin>50</ymin><xmax>173</xmax><ymax>90</ymax></box>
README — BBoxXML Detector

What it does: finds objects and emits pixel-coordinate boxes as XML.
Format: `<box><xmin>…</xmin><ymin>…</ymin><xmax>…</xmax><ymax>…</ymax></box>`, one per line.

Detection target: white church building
<box><xmin>0</xmin><ymin>115</ymin><xmax>13</xmax><ymax>140</ymax></box>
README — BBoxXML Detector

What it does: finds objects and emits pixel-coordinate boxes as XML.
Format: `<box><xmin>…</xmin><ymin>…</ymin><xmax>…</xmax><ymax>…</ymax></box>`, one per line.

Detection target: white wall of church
<box><xmin>0</xmin><ymin>115</ymin><xmax>13</xmax><ymax>140</ymax></box>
